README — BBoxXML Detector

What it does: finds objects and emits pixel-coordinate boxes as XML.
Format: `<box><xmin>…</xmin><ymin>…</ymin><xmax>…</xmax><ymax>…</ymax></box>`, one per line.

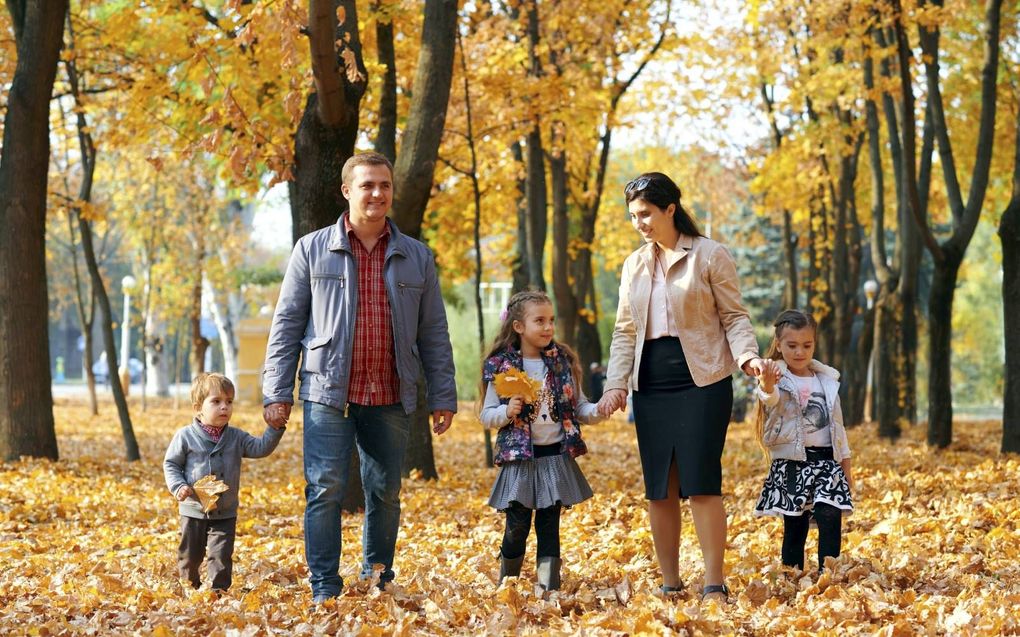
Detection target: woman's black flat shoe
<box><xmin>701</xmin><ymin>583</ymin><xmax>730</xmax><ymax>602</ymax></box>
<box><xmin>659</xmin><ymin>584</ymin><xmax>685</xmax><ymax>596</ymax></box>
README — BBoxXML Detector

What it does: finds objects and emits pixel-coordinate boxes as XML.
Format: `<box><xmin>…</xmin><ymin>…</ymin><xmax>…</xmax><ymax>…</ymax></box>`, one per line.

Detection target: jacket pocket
<box><xmin>311</xmin><ymin>272</ymin><xmax>346</xmax><ymax>286</ymax></box>
<box><xmin>397</xmin><ymin>280</ymin><xmax>425</xmax><ymax>299</ymax></box>
<box><xmin>301</xmin><ymin>335</ymin><xmax>332</xmax><ymax>374</ymax></box>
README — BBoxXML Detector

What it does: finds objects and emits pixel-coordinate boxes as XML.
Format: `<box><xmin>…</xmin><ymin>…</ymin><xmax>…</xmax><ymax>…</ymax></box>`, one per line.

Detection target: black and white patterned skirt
<box><xmin>754</xmin><ymin>449</ymin><xmax>853</xmax><ymax>517</ymax></box>
<box><xmin>488</xmin><ymin>452</ymin><xmax>593</xmax><ymax>511</ymax></box>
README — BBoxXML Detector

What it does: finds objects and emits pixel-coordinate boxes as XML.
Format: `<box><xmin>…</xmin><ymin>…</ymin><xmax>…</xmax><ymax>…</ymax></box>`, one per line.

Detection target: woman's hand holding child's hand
<box><xmin>506</xmin><ymin>395</ymin><xmax>525</xmax><ymax>420</ymax></box>
<box><xmin>596</xmin><ymin>389</ymin><xmax>628</xmax><ymax>417</ymax></box>
<box><xmin>176</xmin><ymin>485</ymin><xmax>194</xmax><ymax>501</ymax></box>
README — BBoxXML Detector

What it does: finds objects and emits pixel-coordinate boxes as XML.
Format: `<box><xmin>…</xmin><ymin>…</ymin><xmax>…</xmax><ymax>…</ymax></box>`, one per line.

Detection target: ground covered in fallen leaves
<box><xmin>1</xmin><ymin>398</ymin><xmax>1018</xmax><ymax>635</ymax></box>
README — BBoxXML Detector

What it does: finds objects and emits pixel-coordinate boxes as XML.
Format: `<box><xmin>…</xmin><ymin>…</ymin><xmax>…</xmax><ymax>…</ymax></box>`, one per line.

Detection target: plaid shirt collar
<box><xmin>195</xmin><ymin>418</ymin><xmax>226</xmax><ymax>442</ymax></box>
<box><xmin>343</xmin><ymin>214</ymin><xmax>391</xmax><ymax>250</ymax></box>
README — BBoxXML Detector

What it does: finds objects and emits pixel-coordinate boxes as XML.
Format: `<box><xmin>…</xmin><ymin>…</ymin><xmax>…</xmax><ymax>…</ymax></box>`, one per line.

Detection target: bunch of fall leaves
<box><xmin>0</xmin><ymin>399</ymin><xmax>1017</xmax><ymax>635</ymax></box>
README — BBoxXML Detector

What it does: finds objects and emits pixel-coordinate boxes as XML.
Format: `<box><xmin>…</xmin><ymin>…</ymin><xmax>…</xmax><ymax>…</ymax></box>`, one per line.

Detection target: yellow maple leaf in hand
<box><xmin>493</xmin><ymin>368</ymin><xmax>542</xmax><ymax>404</ymax></box>
<box><xmin>192</xmin><ymin>475</ymin><xmax>229</xmax><ymax>513</ymax></box>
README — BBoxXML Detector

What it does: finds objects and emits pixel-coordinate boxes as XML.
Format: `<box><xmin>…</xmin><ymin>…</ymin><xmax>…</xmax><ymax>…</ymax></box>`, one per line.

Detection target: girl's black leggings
<box><xmin>501</xmin><ymin>501</ymin><xmax>562</xmax><ymax>559</ymax></box>
<box><xmin>782</xmin><ymin>502</ymin><xmax>842</xmax><ymax>571</ymax></box>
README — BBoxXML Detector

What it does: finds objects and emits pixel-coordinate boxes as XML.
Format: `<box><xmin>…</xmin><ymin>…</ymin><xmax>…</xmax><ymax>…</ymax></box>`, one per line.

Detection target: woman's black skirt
<box><xmin>632</xmin><ymin>337</ymin><xmax>733</xmax><ymax>500</ymax></box>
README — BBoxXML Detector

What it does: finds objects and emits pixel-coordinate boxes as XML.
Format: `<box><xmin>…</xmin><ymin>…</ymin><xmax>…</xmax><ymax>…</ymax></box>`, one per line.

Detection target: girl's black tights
<box><xmin>781</xmin><ymin>503</ymin><xmax>842</xmax><ymax>571</ymax></box>
<box><xmin>501</xmin><ymin>501</ymin><xmax>562</xmax><ymax>559</ymax></box>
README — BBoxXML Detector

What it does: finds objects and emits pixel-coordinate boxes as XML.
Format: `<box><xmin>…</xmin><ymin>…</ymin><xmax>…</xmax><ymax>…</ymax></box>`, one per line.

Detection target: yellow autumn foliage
<box><xmin>0</xmin><ymin>399</ymin><xmax>1017</xmax><ymax>635</ymax></box>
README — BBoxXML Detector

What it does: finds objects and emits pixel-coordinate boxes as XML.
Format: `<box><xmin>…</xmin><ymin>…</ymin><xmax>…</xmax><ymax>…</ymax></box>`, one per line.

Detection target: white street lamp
<box><xmin>120</xmin><ymin>275</ymin><xmax>137</xmax><ymax>391</ymax></box>
<box><xmin>863</xmin><ymin>279</ymin><xmax>878</xmax><ymax>422</ymax></box>
<box><xmin>863</xmin><ymin>279</ymin><xmax>879</xmax><ymax>310</ymax></box>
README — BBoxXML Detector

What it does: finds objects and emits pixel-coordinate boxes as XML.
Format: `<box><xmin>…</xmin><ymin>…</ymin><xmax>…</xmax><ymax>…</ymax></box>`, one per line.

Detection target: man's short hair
<box><xmin>191</xmin><ymin>372</ymin><xmax>235</xmax><ymax>409</ymax></box>
<box><xmin>341</xmin><ymin>152</ymin><xmax>394</xmax><ymax>185</ymax></box>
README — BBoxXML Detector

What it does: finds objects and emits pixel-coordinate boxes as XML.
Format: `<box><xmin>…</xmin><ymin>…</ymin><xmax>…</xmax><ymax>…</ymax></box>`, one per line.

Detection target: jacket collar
<box><xmin>776</xmin><ymin>359</ymin><xmax>840</xmax><ymax>380</ymax></box>
<box><xmin>638</xmin><ymin>233</ymin><xmax>695</xmax><ymax>274</ymax></box>
<box><xmin>328</xmin><ymin>212</ymin><xmax>408</xmax><ymax>258</ymax></box>
<box><xmin>775</xmin><ymin>359</ymin><xmax>840</xmax><ymax>398</ymax></box>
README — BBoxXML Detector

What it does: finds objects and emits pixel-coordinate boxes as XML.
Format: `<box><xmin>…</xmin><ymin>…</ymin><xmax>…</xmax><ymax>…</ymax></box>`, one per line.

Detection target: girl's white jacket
<box><xmin>756</xmin><ymin>359</ymin><xmax>852</xmax><ymax>462</ymax></box>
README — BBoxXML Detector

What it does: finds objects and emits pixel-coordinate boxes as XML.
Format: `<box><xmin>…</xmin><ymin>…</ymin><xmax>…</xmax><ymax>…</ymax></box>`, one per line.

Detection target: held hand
<box><xmin>597</xmin><ymin>389</ymin><xmax>628</xmax><ymax>417</ymax></box>
<box><xmin>760</xmin><ymin>360</ymin><xmax>780</xmax><ymax>393</ymax></box>
<box><xmin>263</xmin><ymin>402</ymin><xmax>291</xmax><ymax>428</ymax></box>
<box><xmin>743</xmin><ymin>357</ymin><xmax>767</xmax><ymax>378</ymax></box>
<box><xmin>431</xmin><ymin>410</ymin><xmax>455</xmax><ymax>435</ymax></box>
<box><xmin>505</xmin><ymin>395</ymin><xmax>525</xmax><ymax>419</ymax></box>
<box><xmin>176</xmin><ymin>485</ymin><xmax>194</xmax><ymax>501</ymax></box>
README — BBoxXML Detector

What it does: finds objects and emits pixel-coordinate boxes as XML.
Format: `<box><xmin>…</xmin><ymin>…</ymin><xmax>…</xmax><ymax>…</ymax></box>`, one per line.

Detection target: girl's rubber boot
<box><xmin>499</xmin><ymin>554</ymin><xmax>524</xmax><ymax>582</ymax></box>
<box><xmin>536</xmin><ymin>556</ymin><xmax>562</xmax><ymax>591</ymax></box>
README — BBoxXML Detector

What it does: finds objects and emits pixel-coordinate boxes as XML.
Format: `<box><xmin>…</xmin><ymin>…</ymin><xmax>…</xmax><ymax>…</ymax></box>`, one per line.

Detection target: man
<box><xmin>262</xmin><ymin>152</ymin><xmax>457</xmax><ymax>603</ymax></box>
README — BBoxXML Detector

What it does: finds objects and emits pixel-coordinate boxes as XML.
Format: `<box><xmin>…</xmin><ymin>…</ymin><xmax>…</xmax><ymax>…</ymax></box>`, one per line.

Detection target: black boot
<box><xmin>499</xmin><ymin>553</ymin><xmax>524</xmax><ymax>582</ymax></box>
<box><xmin>535</xmin><ymin>556</ymin><xmax>561</xmax><ymax>591</ymax></box>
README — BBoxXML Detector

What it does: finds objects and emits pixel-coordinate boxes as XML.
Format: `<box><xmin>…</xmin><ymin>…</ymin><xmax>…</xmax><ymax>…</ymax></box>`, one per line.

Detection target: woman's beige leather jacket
<box><xmin>605</xmin><ymin>234</ymin><xmax>759</xmax><ymax>391</ymax></box>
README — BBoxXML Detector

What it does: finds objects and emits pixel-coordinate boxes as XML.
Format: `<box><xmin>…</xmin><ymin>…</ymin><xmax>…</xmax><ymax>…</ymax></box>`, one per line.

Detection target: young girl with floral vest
<box><xmin>753</xmin><ymin>309</ymin><xmax>855</xmax><ymax>572</ymax></box>
<box><xmin>479</xmin><ymin>289</ymin><xmax>606</xmax><ymax>591</ymax></box>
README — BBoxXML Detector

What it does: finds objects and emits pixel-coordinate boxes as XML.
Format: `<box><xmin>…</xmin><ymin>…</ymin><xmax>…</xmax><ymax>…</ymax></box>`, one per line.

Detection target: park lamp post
<box><xmin>119</xmin><ymin>275</ymin><xmax>137</xmax><ymax>394</ymax></box>
<box><xmin>863</xmin><ymin>280</ymin><xmax>879</xmax><ymax>422</ymax></box>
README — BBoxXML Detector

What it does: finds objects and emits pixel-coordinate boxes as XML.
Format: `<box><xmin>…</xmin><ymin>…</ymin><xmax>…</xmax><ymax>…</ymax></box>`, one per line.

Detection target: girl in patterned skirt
<box><xmin>752</xmin><ymin>309</ymin><xmax>854</xmax><ymax>572</ymax></box>
<box><xmin>478</xmin><ymin>289</ymin><xmax>605</xmax><ymax>591</ymax></box>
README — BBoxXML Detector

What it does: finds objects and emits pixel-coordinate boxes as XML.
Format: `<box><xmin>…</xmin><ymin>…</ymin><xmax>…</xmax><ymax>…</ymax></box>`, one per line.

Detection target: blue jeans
<box><xmin>303</xmin><ymin>401</ymin><xmax>410</xmax><ymax>597</ymax></box>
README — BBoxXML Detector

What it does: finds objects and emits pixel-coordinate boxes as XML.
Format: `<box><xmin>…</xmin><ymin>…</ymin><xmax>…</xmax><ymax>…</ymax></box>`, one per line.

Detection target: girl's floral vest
<box><xmin>482</xmin><ymin>342</ymin><xmax>588</xmax><ymax>466</ymax></box>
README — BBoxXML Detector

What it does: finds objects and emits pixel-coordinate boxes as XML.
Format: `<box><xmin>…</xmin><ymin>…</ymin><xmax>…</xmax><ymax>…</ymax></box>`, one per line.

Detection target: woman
<box><xmin>597</xmin><ymin>172</ymin><xmax>765</xmax><ymax>601</ymax></box>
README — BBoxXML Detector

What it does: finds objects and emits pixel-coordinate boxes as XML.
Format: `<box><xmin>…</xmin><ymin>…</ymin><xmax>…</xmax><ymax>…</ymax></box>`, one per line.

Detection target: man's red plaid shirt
<box><xmin>345</xmin><ymin>217</ymin><xmax>399</xmax><ymax>406</ymax></box>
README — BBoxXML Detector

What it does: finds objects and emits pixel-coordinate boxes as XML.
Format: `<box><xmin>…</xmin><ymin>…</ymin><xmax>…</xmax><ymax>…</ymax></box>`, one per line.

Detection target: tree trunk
<box><xmin>189</xmin><ymin>274</ymin><xmax>208</xmax><ymax>377</ymax></box>
<box><xmin>387</xmin><ymin>0</ymin><xmax>458</xmax><ymax>479</ymax></box>
<box><xmin>81</xmin><ymin>220</ymin><xmax>140</xmax><ymax>460</ymax></box>
<box><xmin>524</xmin><ymin>125</ymin><xmax>547</xmax><ymax>290</ymax></box>
<box><xmin>145</xmin><ymin>312</ymin><xmax>170</xmax><ymax>398</ymax></box>
<box><xmin>203</xmin><ymin>277</ymin><xmax>239</xmax><ymax>380</ymax></box>
<box><xmin>289</xmin><ymin>92</ymin><xmax>359</xmax><ymax>241</ymax></box>
<box><xmin>926</xmin><ymin>248</ymin><xmax>964</xmax><ymax>448</ymax></box>
<box><xmin>874</xmin><ymin>295</ymin><xmax>907</xmax><ymax>440</ymax></box>
<box><xmin>549</xmin><ymin>143</ymin><xmax>577</xmax><ymax>349</ymax></box>
<box><xmin>390</xmin><ymin>0</ymin><xmax>458</xmax><ymax>238</ymax></box>
<box><xmin>402</xmin><ymin>370</ymin><xmax>437</xmax><ymax>480</ymax></box>
<box><xmin>373</xmin><ymin>2</ymin><xmax>397</xmax><ymax>163</ymax></box>
<box><xmin>290</xmin><ymin>0</ymin><xmax>367</xmax><ymax>243</ymax></box>
<box><xmin>511</xmin><ymin>141</ymin><xmax>529</xmax><ymax>293</ymax></box>
<box><xmin>781</xmin><ymin>210</ymin><xmax>798</xmax><ymax>309</ymax></box>
<box><xmin>999</xmin><ymin>104</ymin><xmax>1020</xmax><ymax>453</ymax></box>
<box><xmin>0</xmin><ymin>0</ymin><xmax>67</xmax><ymax>461</ymax></box>
<box><xmin>1001</xmin><ymin>196</ymin><xmax>1020</xmax><ymax>453</ymax></box>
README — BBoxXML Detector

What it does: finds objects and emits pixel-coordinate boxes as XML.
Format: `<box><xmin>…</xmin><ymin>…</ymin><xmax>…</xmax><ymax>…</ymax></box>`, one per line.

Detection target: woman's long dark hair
<box><xmin>752</xmin><ymin>309</ymin><xmax>818</xmax><ymax>452</ymax></box>
<box><xmin>624</xmin><ymin>172</ymin><xmax>702</xmax><ymax>237</ymax></box>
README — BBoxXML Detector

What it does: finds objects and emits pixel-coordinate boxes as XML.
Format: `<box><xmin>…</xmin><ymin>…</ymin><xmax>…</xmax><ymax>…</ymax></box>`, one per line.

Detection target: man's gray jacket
<box><xmin>163</xmin><ymin>420</ymin><xmax>284</xmax><ymax>519</ymax></box>
<box><xmin>262</xmin><ymin>214</ymin><xmax>457</xmax><ymax>414</ymax></box>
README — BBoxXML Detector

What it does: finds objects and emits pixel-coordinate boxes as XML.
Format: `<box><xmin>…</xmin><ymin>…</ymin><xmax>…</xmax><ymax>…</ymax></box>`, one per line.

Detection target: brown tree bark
<box><xmin>0</xmin><ymin>0</ymin><xmax>68</xmax><ymax>461</ymax></box>
<box><xmin>549</xmin><ymin>129</ymin><xmax>577</xmax><ymax>348</ymax></box>
<box><xmin>289</xmin><ymin>0</ymin><xmax>367</xmax><ymax>244</ymax></box>
<box><xmin>373</xmin><ymin>1</ymin><xmax>397</xmax><ymax>163</ymax></box>
<box><xmin>866</xmin><ymin>20</ymin><xmax>928</xmax><ymax>440</ymax></box>
<box><xmin>511</xmin><ymin>141</ymin><xmax>530</xmax><ymax>293</ymax></box>
<box><xmin>1000</xmin><ymin>105</ymin><xmax>1020</xmax><ymax>453</ymax></box>
<box><xmin>390</xmin><ymin>0</ymin><xmax>459</xmax><ymax>240</ymax></box>
<box><xmin>389</xmin><ymin>0</ymin><xmax>459</xmax><ymax>480</ymax></box>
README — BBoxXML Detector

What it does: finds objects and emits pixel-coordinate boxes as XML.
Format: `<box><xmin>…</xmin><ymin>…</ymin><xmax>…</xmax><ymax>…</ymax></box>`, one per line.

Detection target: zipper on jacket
<box><xmin>344</xmin><ymin>402</ymin><xmax>350</xmax><ymax>418</ymax></box>
<box><xmin>312</xmin><ymin>273</ymin><xmax>345</xmax><ymax>286</ymax></box>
